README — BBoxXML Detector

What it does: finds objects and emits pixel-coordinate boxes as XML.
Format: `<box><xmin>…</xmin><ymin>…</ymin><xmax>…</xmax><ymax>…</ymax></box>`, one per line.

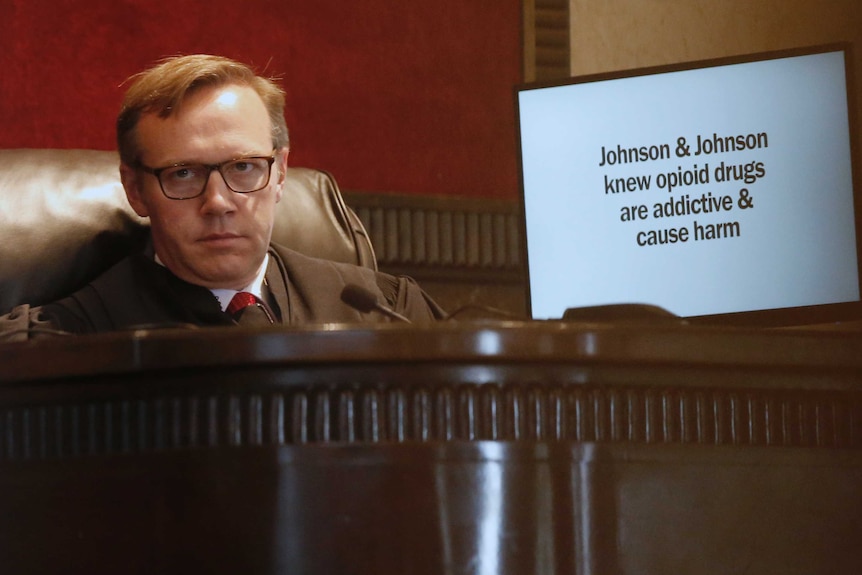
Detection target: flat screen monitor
<box><xmin>516</xmin><ymin>44</ymin><xmax>862</xmax><ymax>326</ymax></box>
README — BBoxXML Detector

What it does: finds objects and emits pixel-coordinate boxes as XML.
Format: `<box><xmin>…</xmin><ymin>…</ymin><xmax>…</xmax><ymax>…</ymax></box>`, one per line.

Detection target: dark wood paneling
<box><xmin>344</xmin><ymin>191</ymin><xmax>528</xmax><ymax>317</ymax></box>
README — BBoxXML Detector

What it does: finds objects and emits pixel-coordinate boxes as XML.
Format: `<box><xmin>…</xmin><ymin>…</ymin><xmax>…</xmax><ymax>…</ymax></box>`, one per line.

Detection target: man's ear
<box><xmin>120</xmin><ymin>162</ymin><xmax>149</xmax><ymax>217</ymax></box>
<box><xmin>274</xmin><ymin>147</ymin><xmax>289</xmax><ymax>203</ymax></box>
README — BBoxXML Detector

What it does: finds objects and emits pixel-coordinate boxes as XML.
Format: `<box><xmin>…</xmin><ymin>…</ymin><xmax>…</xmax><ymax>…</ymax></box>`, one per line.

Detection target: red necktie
<box><xmin>226</xmin><ymin>291</ymin><xmax>275</xmax><ymax>325</ymax></box>
<box><xmin>227</xmin><ymin>291</ymin><xmax>259</xmax><ymax>316</ymax></box>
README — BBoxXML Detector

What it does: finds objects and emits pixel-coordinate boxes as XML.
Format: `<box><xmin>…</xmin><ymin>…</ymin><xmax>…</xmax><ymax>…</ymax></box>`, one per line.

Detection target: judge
<box><xmin>3</xmin><ymin>54</ymin><xmax>443</xmax><ymax>334</ymax></box>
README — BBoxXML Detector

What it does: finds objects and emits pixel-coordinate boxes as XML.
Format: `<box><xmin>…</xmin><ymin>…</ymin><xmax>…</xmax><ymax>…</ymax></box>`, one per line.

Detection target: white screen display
<box><xmin>518</xmin><ymin>47</ymin><xmax>860</xmax><ymax>324</ymax></box>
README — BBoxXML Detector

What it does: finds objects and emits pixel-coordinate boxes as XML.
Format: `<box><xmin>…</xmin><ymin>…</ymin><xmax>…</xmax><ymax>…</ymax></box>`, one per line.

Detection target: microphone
<box><xmin>340</xmin><ymin>283</ymin><xmax>412</xmax><ymax>323</ymax></box>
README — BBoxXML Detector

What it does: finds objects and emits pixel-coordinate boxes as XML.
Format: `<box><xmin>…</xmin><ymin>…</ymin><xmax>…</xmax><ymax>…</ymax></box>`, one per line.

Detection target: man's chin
<box><xmin>181</xmin><ymin>257</ymin><xmax>260</xmax><ymax>290</ymax></box>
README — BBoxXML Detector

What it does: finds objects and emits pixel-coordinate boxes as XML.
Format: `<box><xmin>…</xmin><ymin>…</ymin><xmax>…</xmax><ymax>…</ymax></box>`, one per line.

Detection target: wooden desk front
<box><xmin>1</xmin><ymin>322</ymin><xmax>860</xmax><ymax>573</ymax></box>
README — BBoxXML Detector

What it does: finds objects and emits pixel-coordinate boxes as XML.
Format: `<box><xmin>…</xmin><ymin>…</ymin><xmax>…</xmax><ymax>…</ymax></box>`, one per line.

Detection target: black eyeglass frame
<box><xmin>135</xmin><ymin>151</ymin><xmax>278</xmax><ymax>200</ymax></box>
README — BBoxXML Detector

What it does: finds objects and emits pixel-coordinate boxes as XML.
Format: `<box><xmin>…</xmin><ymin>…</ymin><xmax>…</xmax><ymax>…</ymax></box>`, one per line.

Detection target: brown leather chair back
<box><xmin>0</xmin><ymin>149</ymin><xmax>376</xmax><ymax>315</ymax></box>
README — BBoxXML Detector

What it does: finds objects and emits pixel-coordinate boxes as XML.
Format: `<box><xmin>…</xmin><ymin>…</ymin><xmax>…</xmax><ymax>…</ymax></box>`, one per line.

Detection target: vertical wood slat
<box><xmin>524</xmin><ymin>0</ymin><xmax>570</xmax><ymax>82</ymax></box>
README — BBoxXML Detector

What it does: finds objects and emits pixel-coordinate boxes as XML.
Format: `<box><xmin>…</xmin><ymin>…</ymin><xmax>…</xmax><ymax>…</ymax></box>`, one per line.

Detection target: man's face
<box><xmin>121</xmin><ymin>84</ymin><xmax>287</xmax><ymax>290</ymax></box>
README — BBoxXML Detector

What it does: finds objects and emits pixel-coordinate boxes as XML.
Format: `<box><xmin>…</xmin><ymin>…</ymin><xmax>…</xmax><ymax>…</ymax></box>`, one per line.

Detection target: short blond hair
<box><xmin>117</xmin><ymin>54</ymin><xmax>288</xmax><ymax>164</ymax></box>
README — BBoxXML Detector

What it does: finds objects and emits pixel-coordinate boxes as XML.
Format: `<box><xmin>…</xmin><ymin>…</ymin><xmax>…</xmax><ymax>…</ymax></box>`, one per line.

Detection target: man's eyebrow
<box><xmin>154</xmin><ymin>151</ymin><xmax>268</xmax><ymax>167</ymax></box>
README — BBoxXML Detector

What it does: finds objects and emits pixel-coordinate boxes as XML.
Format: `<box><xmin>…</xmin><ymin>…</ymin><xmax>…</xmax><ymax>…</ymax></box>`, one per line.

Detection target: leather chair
<box><xmin>0</xmin><ymin>148</ymin><xmax>376</xmax><ymax>315</ymax></box>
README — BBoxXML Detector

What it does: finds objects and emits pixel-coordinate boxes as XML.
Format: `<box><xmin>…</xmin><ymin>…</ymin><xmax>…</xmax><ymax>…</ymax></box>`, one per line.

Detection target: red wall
<box><xmin>0</xmin><ymin>1</ymin><xmax>522</xmax><ymax>199</ymax></box>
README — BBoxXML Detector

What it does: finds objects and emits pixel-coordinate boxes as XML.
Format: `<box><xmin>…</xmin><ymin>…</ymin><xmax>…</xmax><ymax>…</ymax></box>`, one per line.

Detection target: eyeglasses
<box><xmin>136</xmin><ymin>152</ymin><xmax>277</xmax><ymax>200</ymax></box>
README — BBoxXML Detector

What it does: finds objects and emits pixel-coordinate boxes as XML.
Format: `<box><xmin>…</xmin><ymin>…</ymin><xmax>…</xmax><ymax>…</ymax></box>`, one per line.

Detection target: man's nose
<box><xmin>199</xmin><ymin>169</ymin><xmax>236</xmax><ymax>214</ymax></box>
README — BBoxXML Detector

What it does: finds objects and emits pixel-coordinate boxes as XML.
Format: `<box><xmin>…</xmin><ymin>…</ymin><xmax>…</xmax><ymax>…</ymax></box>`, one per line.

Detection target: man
<box><xmin>6</xmin><ymin>54</ymin><xmax>443</xmax><ymax>334</ymax></box>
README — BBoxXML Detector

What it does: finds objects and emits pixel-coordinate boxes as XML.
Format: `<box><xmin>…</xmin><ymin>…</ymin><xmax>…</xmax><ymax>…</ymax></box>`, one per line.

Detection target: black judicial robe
<box><xmin>37</xmin><ymin>243</ymin><xmax>444</xmax><ymax>334</ymax></box>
